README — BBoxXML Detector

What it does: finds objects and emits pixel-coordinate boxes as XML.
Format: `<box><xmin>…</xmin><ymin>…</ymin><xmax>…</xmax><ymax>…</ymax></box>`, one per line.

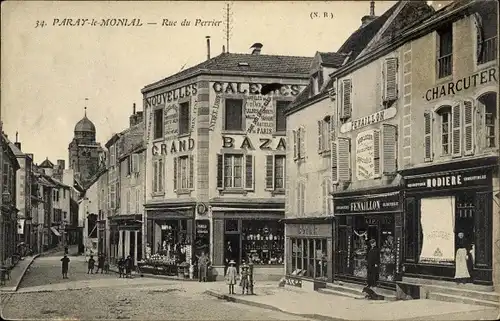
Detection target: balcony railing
<box><xmin>479</xmin><ymin>36</ymin><xmax>498</xmax><ymax>64</ymax></box>
<box><xmin>437</xmin><ymin>53</ymin><xmax>453</xmax><ymax>79</ymax></box>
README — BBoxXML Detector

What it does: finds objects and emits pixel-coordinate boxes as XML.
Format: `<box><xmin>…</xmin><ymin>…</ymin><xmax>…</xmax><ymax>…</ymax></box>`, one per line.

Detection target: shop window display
<box><xmin>289</xmin><ymin>238</ymin><xmax>327</xmax><ymax>280</ymax></box>
<box><xmin>156</xmin><ymin>220</ymin><xmax>192</xmax><ymax>265</ymax></box>
<box><xmin>241</xmin><ymin>220</ymin><xmax>284</xmax><ymax>265</ymax></box>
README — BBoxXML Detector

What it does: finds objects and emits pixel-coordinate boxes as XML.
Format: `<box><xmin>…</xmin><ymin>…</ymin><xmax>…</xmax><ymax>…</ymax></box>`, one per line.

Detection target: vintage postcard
<box><xmin>1</xmin><ymin>1</ymin><xmax>499</xmax><ymax>320</ymax></box>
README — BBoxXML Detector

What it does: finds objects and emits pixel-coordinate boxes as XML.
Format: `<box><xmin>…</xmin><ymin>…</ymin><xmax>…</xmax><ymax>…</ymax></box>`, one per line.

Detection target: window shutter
<box><xmin>293</xmin><ymin>130</ymin><xmax>298</xmax><ymax>160</ymax></box>
<box><xmin>452</xmin><ymin>104</ymin><xmax>462</xmax><ymax>157</ymax></box>
<box><xmin>463</xmin><ymin>100</ymin><xmax>475</xmax><ymax>156</ymax></box>
<box><xmin>383</xmin><ymin>58</ymin><xmax>398</xmax><ymax>102</ymax></box>
<box><xmin>318</xmin><ymin>120</ymin><xmax>323</xmax><ymax>152</ymax></box>
<box><xmin>373</xmin><ymin>130</ymin><xmax>381</xmax><ymax>178</ymax></box>
<box><xmin>173</xmin><ymin>157</ymin><xmax>178</xmax><ymax>192</ymax></box>
<box><xmin>188</xmin><ymin>155</ymin><xmax>194</xmax><ymax>189</ymax></box>
<box><xmin>133</xmin><ymin>154</ymin><xmax>139</xmax><ymax>173</ymax></box>
<box><xmin>341</xmin><ymin>79</ymin><xmax>352</xmax><ymax>119</ymax></box>
<box><xmin>152</xmin><ymin>161</ymin><xmax>158</xmax><ymax>192</ymax></box>
<box><xmin>265</xmin><ymin>155</ymin><xmax>274</xmax><ymax>190</ymax></box>
<box><xmin>424</xmin><ymin>112</ymin><xmax>433</xmax><ymax>162</ymax></box>
<box><xmin>245</xmin><ymin>154</ymin><xmax>254</xmax><ymax>190</ymax></box>
<box><xmin>301</xmin><ymin>182</ymin><xmax>306</xmax><ymax>216</ymax></box>
<box><xmin>473</xmin><ymin>13</ymin><xmax>484</xmax><ymax>63</ymax></box>
<box><xmin>299</xmin><ymin>127</ymin><xmax>306</xmax><ymax>159</ymax></box>
<box><xmin>331</xmin><ymin>140</ymin><xmax>338</xmax><ymax>183</ymax></box>
<box><xmin>382</xmin><ymin>124</ymin><xmax>398</xmax><ymax>174</ymax></box>
<box><xmin>337</xmin><ymin>138</ymin><xmax>351</xmax><ymax>182</ymax></box>
<box><xmin>217</xmin><ymin>154</ymin><xmax>223</xmax><ymax>189</ymax></box>
<box><xmin>127</xmin><ymin>190</ymin><xmax>131</xmax><ymax>214</ymax></box>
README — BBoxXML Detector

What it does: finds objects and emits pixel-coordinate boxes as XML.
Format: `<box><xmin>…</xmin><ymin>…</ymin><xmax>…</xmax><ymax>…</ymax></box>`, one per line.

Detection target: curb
<box><xmin>14</xmin><ymin>254</ymin><xmax>40</xmax><ymax>292</ymax></box>
<box><xmin>204</xmin><ymin>290</ymin><xmax>346</xmax><ymax>321</ymax></box>
<box><xmin>108</xmin><ymin>266</ymin><xmax>199</xmax><ymax>282</ymax></box>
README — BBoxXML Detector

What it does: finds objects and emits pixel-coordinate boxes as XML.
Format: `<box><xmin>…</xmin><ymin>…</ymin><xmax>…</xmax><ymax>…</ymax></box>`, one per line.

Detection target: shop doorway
<box><xmin>335</xmin><ymin>226</ymin><xmax>350</xmax><ymax>275</ymax></box>
<box><xmin>224</xmin><ymin>234</ymin><xmax>240</xmax><ymax>270</ymax></box>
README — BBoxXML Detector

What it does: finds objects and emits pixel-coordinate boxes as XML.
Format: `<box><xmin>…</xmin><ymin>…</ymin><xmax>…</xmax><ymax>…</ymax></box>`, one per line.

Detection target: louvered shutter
<box><xmin>373</xmin><ymin>130</ymin><xmax>381</xmax><ymax>178</ymax></box>
<box><xmin>331</xmin><ymin>140</ymin><xmax>338</xmax><ymax>183</ymax></box>
<box><xmin>473</xmin><ymin>13</ymin><xmax>484</xmax><ymax>63</ymax></box>
<box><xmin>452</xmin><ymin>104</ymin><xmax>462</xmax><ymax>157</ymax></box>
<box><xmin>318</xmin><ymin>70</ymin><xmax>324</xmax><ymax>90</ymax></box>
<box><xmin>337</xmin><ymin>138</ymin><xmax>351</xmax><ymax>182</ymax></box>
<box><xmin>293</xmin><ymin>130</ymin><xmax>298</xmax><ymax>160</ymax></box>
<box><xmin>127</xmin><ymin>190</ymin><xmax>131</xmax><ymax>214</ymax></box>
<box><xmin>265</xmin><ymin>155</ymin><xmax>274</xmax><ymax>190</ymax></box>
<box><xmin>173</xmin><ymin>157</ymin><xmax>178</xmax><ymax>191</ymax></box>
<box><xmin>424</xmin><ymin>112</ymin><xmax>433</xmax><ymax>162</ymax></box>
<box><xmin>299</xmin><ymin>127</ymin><xmax>306</xmax><ymax>159</ymax></box>
<box><xmin>216</xmin><ymin>154</ymin><xmax>223</xmax><ymax>189</ymax></box>
<box><xmin>245</xmin><ymin>154</ymin><xmax>254</xmax><ymax>190</ymax></box>
<box><xmin>188</xmin><ymin>155</ymin><xmax>194</xmax><ymax>189</ymax></box>
<box><xmin>152</xmin><ymin>161</ymin><xmax>157</xmax><ymax>192</ymax></box>
<box><xmin>322</xmin><ymin>180</ymin><xmax>327</xmax><ymax>215</ymax></box>
<box><xmin>383</xmin><ymin>58</ymin><xmax>398</xmax><ymax>102</ymax></box>
<box><xmin>463</xmin><ymin>100</ymin><xmax>475</xmax><ymax>156</ymax></box>
<box><xmin>318</xmin><ymin>120</ymin><xmax>323</xmax><ymax>152</ymax></box>
<box><xmin>341</xmin><ymin>79</ymin><xmax>352</xmax><ymax>119</ymax></box>
<box><xmin>382</xmin><ymin>124</ymin><xmax>398</xmax><ymax>174</ymax></box>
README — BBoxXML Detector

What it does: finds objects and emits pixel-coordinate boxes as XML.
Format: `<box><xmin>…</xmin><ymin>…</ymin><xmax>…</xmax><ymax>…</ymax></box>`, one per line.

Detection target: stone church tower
<box><xmin>68</xmin><ymin>108</ymin><xmax>104</xmax><ymax>187</ymax></box>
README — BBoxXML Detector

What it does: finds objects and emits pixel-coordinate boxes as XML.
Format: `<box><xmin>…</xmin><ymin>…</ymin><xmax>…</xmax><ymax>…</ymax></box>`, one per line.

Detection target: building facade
<box><xmin>399</xmin><ymin>0</ymin><xmax>499</xmax><ymax>290</ymax></box>
<box><xmin>143</xmin><ymin>46</ymin><xmax>310</xmax><ymax>280</ymax></box>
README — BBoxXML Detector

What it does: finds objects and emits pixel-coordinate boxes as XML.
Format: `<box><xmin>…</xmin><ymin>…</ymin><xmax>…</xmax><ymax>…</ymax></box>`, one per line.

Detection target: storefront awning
<box><xmin>50</xmin><ymin>226</ymin><xmax>61</xmax><ymax>237</ymax></box>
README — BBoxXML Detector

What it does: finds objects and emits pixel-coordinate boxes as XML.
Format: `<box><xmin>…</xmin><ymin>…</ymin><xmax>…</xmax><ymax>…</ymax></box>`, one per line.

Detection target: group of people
<box><xmin>87</xmin><ymin>253</ymin><xmax>110</xmax><ymax>274</ymax></box>
<box><xmin>225</xmin><ymin>260</ymin><xmax>254</xmax><ymax>295</ymax></box>
<box><xmin>117</xmin><ymin>256</ymin><xmax>134</xmax><ymax>278</ymax></box>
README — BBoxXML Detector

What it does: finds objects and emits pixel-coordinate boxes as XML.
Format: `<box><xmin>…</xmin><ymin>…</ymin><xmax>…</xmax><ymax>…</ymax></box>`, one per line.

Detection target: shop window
<box><xmin>242</xmin><ymin>220</ymin><xmax>284</xmax><ymax>265</ymax></box>
<box><xmin>436</xmin><ymin>106</ymin><xmax>451</xmax><ymax>156</ymax></box>
<box><xmin>479</xmin><ymin>92</ymin><xmax>497</xmax><ymax>148</ymax></box>
<box><xmin>437</xmin><ymin>25</ymin><xmax>453</xmax><ymax>79</ymax></box>
<box><xmin>178</xmin><ymin>101</ymin><xmax>190</xmax><ymax>136</ymax></box>
<box><xmin>275</xmin><ymin>101</ymin><xmax>289</xmax><ymax>133</ymax></box>
<box><xmin>153</xmin><ymin>108</ymin><xmax>164</xmax><ymax>139</ymax></box>
<box><xmin>225</xmin><ymin>220</ymin><xmax>238</xmax><ymax>232</ymax></box>
<box><xmin>224</xmin><ymin>99</ymin><xmax>244</xmax><ymax>131</ymax></box>
<box><xmin>476</xmin><ymin>2</ymin><xmax>498</xmax><ymax>64</ymax></box>
<box><xmin>289</xmin><ymin>238</ymin><xmax>327</xmax><ymax>280</ymax></box>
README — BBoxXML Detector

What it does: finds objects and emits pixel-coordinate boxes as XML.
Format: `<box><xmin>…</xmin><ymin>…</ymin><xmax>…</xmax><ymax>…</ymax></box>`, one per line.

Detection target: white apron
<box><xmin>454</xmin><ymin>248</ymin><xmax>470</xmax><ymax>279</ymax></box>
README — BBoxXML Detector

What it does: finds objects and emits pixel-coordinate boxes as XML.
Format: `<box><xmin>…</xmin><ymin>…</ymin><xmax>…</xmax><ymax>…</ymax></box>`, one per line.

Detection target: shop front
<box><xmin>110</xmin><ymin>215</ymin><xmax>142</xmax><ymax>266</ymax></box>
<box><xmin>142</xmin><ymin>205</ymin><xmax>194</xmax><ymax>277</ymax></box>
<box><xmin>333</xmin><ymin>188</ymin><xmax>403</xmax><ymax>289</ymax></box>
<box><xmin>284</xmin><ymin>218</ymin><xmax>333</xmax><ymax>289</ymax></box>
<box><xmin>401</xmin><ymin>158</ymin><xmax>497</xmax><ymax>286</ymax></box>
<box><xmin>211</xmin><ymin>209</ymin><xmax>284</xmax><ymax>281</ymax></box>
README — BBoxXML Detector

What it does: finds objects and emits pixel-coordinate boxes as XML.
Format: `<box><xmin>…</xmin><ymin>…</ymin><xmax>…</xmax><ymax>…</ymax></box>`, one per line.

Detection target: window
<box><xmin>275</xmin><ymin>101</ymin><xmax>289</xmax><ymax>133</ymax></box>
<box><xmin>437</xmin><ymin>106</ymin><xmax>452</xmax><ymax>155</ymax></box>
<box><xmin>318</xmin><ymin>116</ymin><xmax>332</xmax><ymax>153</ymax></box>
<box><xmin>217</xmin><ymin>154</ymin><xmax>254</xmax><ymax>191</ymax></box>
<box><xmin>154</xmin><ymin>108</ymin><xmax>164</xmax><ymax>139</ymax></box>
<box><xmin>224</xmin><ymin>154</ymin><xmax>243</xmax><ymax>188</ymax></box>
<box><xmin>110</xmin><ymin>183</ymin><xmax>116</xmax><ymax>209</ymax></box>
<box><xmin>480</xmin><ymin>92</ymin><xmax>497</xmax><ymax>148</ymax></box>
<box><xmin>224</xmin><ymin>99</ymin><xmax>244</xmax><ymax>131</ymax></box>
<box><xmin>110</xmin><ymin>146</ymin><xmax>116</xmax><ymax>167</ymax></box>
<box><xmin>476</xmin><ymin>2</ymin><xmax>498</xmax><ymax>64</ymax></box>
<box><xmin>293</xmin><ymin>127</ymin><xmax>306</xmax><ymax>160</ymax></box>
<box><xmin>437</xmin><ymin>26</ymin><xmax>453</xmax><ymax>78</ymax></box>
<box><xmin>2</xmin><ymin>163</ymin><xmax>8</xmax><ymax>193</ymax></box>
<box><xmin>173</xmin><ymin>155</ymin><xmax>194</xmax><ymax>192</ymax></box>
<box><xmin>152</xmin><ymin>158</ymin><xmax>164</xmax><ymax>194</ymax></box>
<box><xmin>266</xmin><ymin>154</ymin><xmax>286</xmax><ymax>191</ymax></box>
<box><xmin>241</xmin><ymin>220</ymin><xmax>284</xmax><ymax>265</ymax></box>
<box><xmin>289</xmin><ymin>238</ymin><xmax>327</xmax><ymax>280</ymax></box>
<box><xmin>179</xmin><ymin>101</ymin><xmax>190</xmax><ymax>135</ymax></box>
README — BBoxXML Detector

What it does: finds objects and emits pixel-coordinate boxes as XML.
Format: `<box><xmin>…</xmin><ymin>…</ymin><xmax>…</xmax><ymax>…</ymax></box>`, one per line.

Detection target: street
<box><xmin>0</xmin><ymin>254</ymin><xmax>313</xmax><ymax>320</ymax></box>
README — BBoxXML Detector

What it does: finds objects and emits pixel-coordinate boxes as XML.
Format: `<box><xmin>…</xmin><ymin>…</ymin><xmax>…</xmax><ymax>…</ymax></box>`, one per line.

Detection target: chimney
<box><xmin>133</xmin><ymin>103</ymin><xmax>136</xmax><ymax>115</ymax></box>
<box><xmin>136</xmin><ymin>111</ymin><xmax>144</xmax><ymax>124</ymax></box>
<box><xmin>14</xmin><ymin>142</ymin><xmax>21</xmax><ymax>151</ymax></box>
<box><xmin>57</xmin><ymin>159</ymin><xmax>65</xmax><ymax>170</ymax></box>
<box><xmin>222</xmin><ymin>45</ymin><xmax>226</xmax><ymax>53</ymax></box>
<box><xmin>27</xmin><ymin>153</ymin><xmax>34</xmax><ymax>163</ymax></box>
<box><xmin>250</xmin><ymin>43</ymin><xmax>263</xmax><ymax>55</ymax></box>
<box><xmin>361</xmin><ymin>1</ymin><xmax>377</xmax><ymax>28</ymax></box>
<box><xmin>206</xmin><ymin>36</ymin><xmax>211</xmax><ymax>60</ymax></box>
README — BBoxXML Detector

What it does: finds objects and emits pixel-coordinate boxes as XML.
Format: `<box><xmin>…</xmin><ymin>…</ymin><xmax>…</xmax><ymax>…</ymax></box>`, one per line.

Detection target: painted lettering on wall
<box><xmin>152</xmin><ymin>138</ymin><xmax>195</xmax><ymax>156</ymax></box>
<box><xmin>212</xmin><ymin>82</ymin><xmax>301</xmax><ymax>97</ymax></box>
<box><xmin>340</xmin><ymin>107</ymin><xmax>397</xmax><ymax>133</ymax></box>
<box><xmin>191</xmin><ymin>98</ymin><xmax>198</xmax><ymax>133</ymax></box>
<box><xmin>222</xmin><ymin>136</ymin><xmax>286</xmax><ymax>151</ymax></box>
<box><xmin>246</xmin><ymin>96</ymin><xmax>273</xmax><ymax>134</ymax></box>
<box><xmin>350</xmin><ymin>200</ymin><xmax>381</xmax><ymax>212</ymax></box>
<box><xmin>356</xmin><ymin>130</ymin><xmax>375</xmax><ymax>181</ymax></box>
<box><xmin>145</xmin><ymin>83</ymin><xmax>198</xmax><ymax>107</ymax></box>
<box><xmin>406</xmin><ymin>172</ymin><xmax>488</xmax><ymax>190</ymax></box>
<box><xmin>208</xmin><ymin>95</ymin><xmax>222</xmax><ymax>131</ymax></box>
<box><xmin>164</xmin><ymin>105</ymin><xmax>178</xmax><ymax>141</ymax></box>
<box><xmin>424</xmin><ymin>67</ymin><xmax>497</xmax><ymax>102</ymax></box>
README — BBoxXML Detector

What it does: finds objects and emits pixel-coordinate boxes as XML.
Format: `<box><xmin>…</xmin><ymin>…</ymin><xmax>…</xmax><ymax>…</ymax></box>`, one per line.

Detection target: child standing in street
<box><xmin>60</xmin><ymin>254</ymin><xmax>70</xmax><ymax>279</ymax></box>
<box><xmin>87</xmin><ymin>255</ymin><xmax>95</xmax><ymax>274</ymax></box>
<box><xmin>225</xmin><ymin>260</ymin><xmax>237</xmax><ymax>294</ymax></box>
<box><xmin>117</xmin><ymin>257</ymin><xmax>125</xmax><ymax>278</ymax></box>
<box><xmin>239</xmin><ymin>262</ymin><xmax>249</xmax><ymax>295</ymax></box>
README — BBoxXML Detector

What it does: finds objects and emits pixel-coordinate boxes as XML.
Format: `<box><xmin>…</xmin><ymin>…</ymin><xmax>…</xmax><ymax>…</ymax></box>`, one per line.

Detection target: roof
<box><xmin>8</xmin><ymin>142</ymin><xmax>24</xmax><ymax>156</ymax></box>
<box><xmin>75</xmin><ymin>116</ymin><xmax>96</xmax><ymax>133</ymax></box>
<box><xmin>319</xmin><ymin>52</ymin><xmax>348</xmax><ymax>67</ymax></box>
<box><xmin>38</xmin><ymin>175</ymin><xmax>56</xmax><ymax>187</ymax></box>
<box><xmin>39</xmin><ymin>158</ymin><xmax>54</xmax><ymax>168</ymax></box>
<box><xmin>118</xmin><ymin>122</ymin><xmax>146</xmax><ymax>160</ymax></box>
<box><xmin>143</xmin><ymin>53</ymin><xmax>313</xmax><ymax>92</ymax></box>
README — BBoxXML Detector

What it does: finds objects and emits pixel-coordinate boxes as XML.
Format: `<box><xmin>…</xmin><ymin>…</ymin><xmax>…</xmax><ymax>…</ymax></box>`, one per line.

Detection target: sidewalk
<box><xmin>204</xmin><ymin>283</ymin><xmax>500</xmax><ymax>321</ymax></box>
<box><xmin>0</xmin><ymin>255</ymin><xmax>39</xmax><ymax>292</ymax></box>
<box><xmin>108</xmin><ymin>263</ymin><xmax>199</xmax><ymax>282</ymax></box>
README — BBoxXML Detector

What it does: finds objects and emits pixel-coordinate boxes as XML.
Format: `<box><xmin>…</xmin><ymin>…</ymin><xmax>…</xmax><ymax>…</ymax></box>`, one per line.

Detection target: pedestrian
<box><xmin>240</xmin><ymin>262</ymin><xmax>249</xmax><ymax>295</ymax></box>
<box><xmin>118</xmin><ymin>257</ymin><xmax>125</xmax><ymax>278</ymax></box>
<box><xmin>87</xmin><ymin>255</ymin><xmax>95</xmax><ymax>274</ymax></box>
<box><xmin>96</xmin><ymin>253</ymin><xmax>105</xmax><ymax>274</ymax></box>
<box><xmin>197</xmin><ymin>251</ymin><xmax>209</xmax><ymax>282</ymax></box>
<box><xmin>104</xmin><ymin>256</ymin><xmax>110</xmax><ymax>274</ymax></box>
<box><xmin>248</xmin><ymin>258</ymin><xmax>254</xmax><ymax>295</ymax></box>
<box><xmin>366</xmin><ymin>239</ymin><xmax>380</xmax><ymax>289</ymax></box>
<box><xmin>61</xmin><ymin>254</ymin><xmax>70</xmax><ymax>279</ymax></box>
<box><xmin>225</xmin><ymin>260</ymin><xmax>237</xmax><ymax>294</ymax></box>
<box><xmin>125</xmin><ymin>255</ymin><xmax>132</xmax><ymax>278</ymax></box>
<box><xmin>454</xmin><ymin>232</ymin><xmax>472</xmax><ymax>283</ymax></box>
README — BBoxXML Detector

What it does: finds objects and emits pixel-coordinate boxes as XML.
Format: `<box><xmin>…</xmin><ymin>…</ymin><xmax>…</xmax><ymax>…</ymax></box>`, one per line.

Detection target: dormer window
<box><xmin>310</xmin><ymin>70</ymin><xmax>324</xmax><ymax>96</ymax></box>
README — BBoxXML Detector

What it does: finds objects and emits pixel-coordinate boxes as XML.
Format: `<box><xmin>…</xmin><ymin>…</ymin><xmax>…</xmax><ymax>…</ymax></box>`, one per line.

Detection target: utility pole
<box><xmin>223</xmin><ymin>2</ymin><xmax>233</xmax><ymax>53</ymax></box>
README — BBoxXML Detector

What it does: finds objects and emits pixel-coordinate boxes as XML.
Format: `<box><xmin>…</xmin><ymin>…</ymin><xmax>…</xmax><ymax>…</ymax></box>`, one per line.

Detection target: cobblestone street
<box><xmin>1</xmin><ymin>255</ymin><xmax>313</xmax><ymax>320</ymax></box>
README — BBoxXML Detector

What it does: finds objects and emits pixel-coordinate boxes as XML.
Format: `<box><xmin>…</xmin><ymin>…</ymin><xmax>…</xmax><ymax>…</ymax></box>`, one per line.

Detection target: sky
<box><xmin>1</xmin><ymin>0</ymin><xmax>395</xmax><ymax>165</ymax></box>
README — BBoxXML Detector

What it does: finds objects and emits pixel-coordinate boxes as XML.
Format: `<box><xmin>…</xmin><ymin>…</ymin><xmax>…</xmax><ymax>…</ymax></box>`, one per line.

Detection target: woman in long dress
<box><xmin>225</xmin><ymin>260</ymin><xmax>237</xmax><ymax>294</ymax></box>
<box><xmin>454</xmin><ymin>232</ymin><xmax>471</xmax><ymax>283</ymax></box>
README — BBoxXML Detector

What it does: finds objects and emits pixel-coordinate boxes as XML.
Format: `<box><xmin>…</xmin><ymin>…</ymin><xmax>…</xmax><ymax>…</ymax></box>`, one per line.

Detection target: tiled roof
<box><xmin>8</xmin><ymin>142</ymin><xmax>23</xmax><ymax>156</ymax></box>
<box><xmin>143</xmin><ymin>53</ymin><xmax>313</xmax><ymax>91</ymax></box>
<box><xmin>319</xmin><ymin>52</ymin><xmax>348</xmax><ymax>67</ymax></box>
<box><xmin>39</xmin><ymin>158</ymin><xmax>54</xmax><ymax>168</ymax></box>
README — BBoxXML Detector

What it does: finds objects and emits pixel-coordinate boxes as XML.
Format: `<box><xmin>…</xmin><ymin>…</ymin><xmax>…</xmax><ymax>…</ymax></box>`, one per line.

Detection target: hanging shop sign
<box><xmin>340</xmin><ymin>107</ymin><xmax>397</xmax><ymax>133</ymax></box>
<box><xmin>152</xmin><ymin>137</ymin><xmax>195</xmax><ymax>156</ymax></box>
<box><xmin>424</xmin><ymin>66</ymin><xmax>497</xmax><ymax>102</ymax></box>
<box><xmin>333</xmin><ymin>191</ymin><xmax>401</xmax><ymax>215</ymax></box>
<box><xmin>195</xmin><ymin>220</ymin><xmax>210</xmax><ymax>235</ymax></box>
<box><xmin>405</xmin><ymin>168</ymin><xmax>491</xmax><ymax>191</ymax></box>
<box><xmin>222</xmin><ymin>135</ymin><xmax>286</xmax><ymax>151</ymax></box>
